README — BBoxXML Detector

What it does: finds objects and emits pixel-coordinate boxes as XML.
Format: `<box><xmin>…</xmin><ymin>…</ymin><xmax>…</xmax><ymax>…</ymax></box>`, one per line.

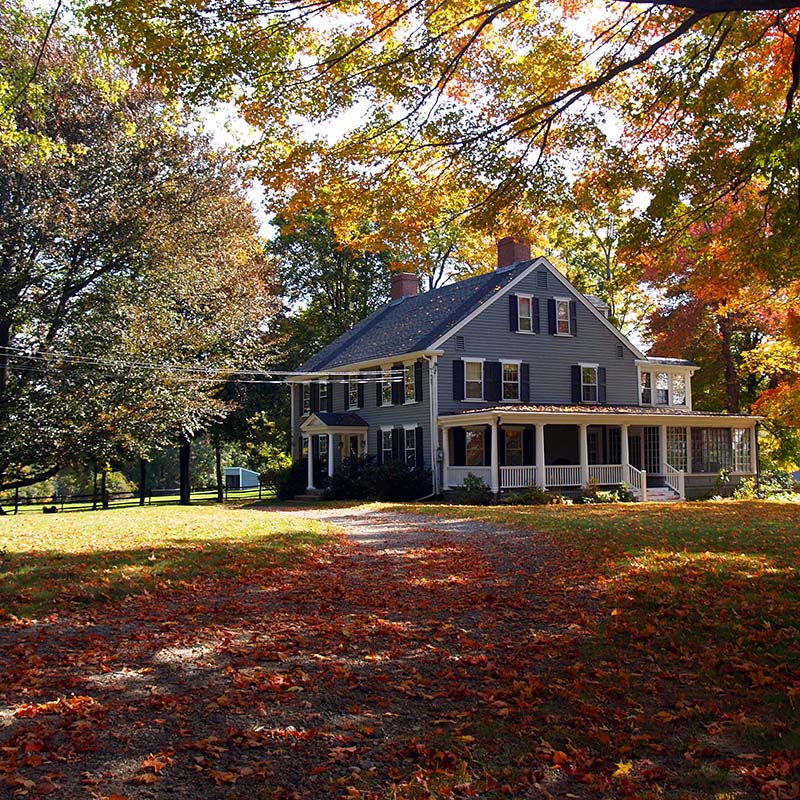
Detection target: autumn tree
<box><xmin>0</xmin><ymin>2</ymin><xmax>279</xmax><ymax>505</ymax></box>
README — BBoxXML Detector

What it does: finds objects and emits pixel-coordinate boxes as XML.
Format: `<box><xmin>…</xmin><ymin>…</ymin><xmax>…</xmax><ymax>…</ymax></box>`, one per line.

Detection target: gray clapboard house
<box><xmin>290</xmin><ymin>238</ymin><xmax>758</xmax><ymax>500</ymax></box>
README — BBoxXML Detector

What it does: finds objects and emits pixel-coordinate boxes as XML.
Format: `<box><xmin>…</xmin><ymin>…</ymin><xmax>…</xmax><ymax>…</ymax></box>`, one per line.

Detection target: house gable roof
<box><xmin>296</xmin><ymin>256</ymin><xmax>645</xmax><ymax>373</ymax></box>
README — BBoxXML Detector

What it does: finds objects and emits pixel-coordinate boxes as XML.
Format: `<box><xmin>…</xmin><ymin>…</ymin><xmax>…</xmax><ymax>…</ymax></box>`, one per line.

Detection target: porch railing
<box><xmin>625</xmin><ymin>464</ymin><xmax>647</xmax><ymax>500</ymax></box>
<box><xmin>544</xmin><ymin>465</ymin><xmax>582</xmax><ymax>487</ymax></box>
<box><xmin>499</xmin><ymin>465</ymin><xmax>538</xmax><ymax>489</ymax></box>
<box><xmin>663</xmin><ymin>462</ymin><xmax>685</xmax><ymax>500</ymax></box>
<box><xmin>588</xmin><ymin>464</ymin><xmax>623</xmax><ymax>485</ymax></box>
<box><xmin>445</xmin><ymin>466</ymin><xmax>491</xmax><ymax>489</ymax></box>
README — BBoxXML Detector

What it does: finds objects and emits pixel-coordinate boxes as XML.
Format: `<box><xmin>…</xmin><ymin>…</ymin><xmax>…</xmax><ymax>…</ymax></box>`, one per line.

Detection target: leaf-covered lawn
<box><xmin>0</xmin><ymin>500</ymin><xmax>798</xmax><ymax>799</ymax></box>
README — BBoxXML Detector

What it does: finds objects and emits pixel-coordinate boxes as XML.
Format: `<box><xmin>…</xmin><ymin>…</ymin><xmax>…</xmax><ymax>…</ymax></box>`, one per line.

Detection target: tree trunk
<box><xmin>139</xmin><ymin>459</ymin><xmax>147</xmax><ymax>507</ymax></box>
<box><xmin>101</xmin><ymin>467</ymin><xmax>109</xmax><ymax>510</ymax></box>
<box><xmin>718</xmin><ymin>314</ymin><xmax>741</xmax><ymax>414</ymax></box>
<box><xmin>179</xmin><ymin>435</ymin><xmax>191</xmax><ymax>506</ymax></box>
<box><xmin>92</xmin><ymin>467</ymin><xmax>98</xmax><ymax>511</ymax></box>
<box><xmin>215</xmin><ymin>433</ymin><xmax>224</xmax><ymax>503</ymax></box>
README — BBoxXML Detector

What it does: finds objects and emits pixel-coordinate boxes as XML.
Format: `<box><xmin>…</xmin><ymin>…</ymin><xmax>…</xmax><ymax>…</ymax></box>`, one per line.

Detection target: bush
<box><xmin>500</xmin><ymin>485</ymin><xmax>568</xmax><ymax>505</ymax></box>
<box><xmin>275</xmin><ymin>459</ymin><xmax>309</xmax><ymax>501</ymax></box>
<box><xmin>323</xmin><ymin>457</ymin><xmax>432</xmax><ymax>501</ymax></box>
<box><xmin>576</xmin><ymin>478</ymin><xmax>635</xmax><ymax>504</ymax></box>
<box><xmin>322</xmin><ymin>456</ymin><xmax>373</xmax><ymax>500</ymax></box>
<box><xmin>454</xmin><ymin>473</ymin><xmax>493</xmax><ymax>505</ymax></box>
<box><xmin>259</xmin><ymin>451</ymin><xmax>293</xmax><ymax>492</ymax></box>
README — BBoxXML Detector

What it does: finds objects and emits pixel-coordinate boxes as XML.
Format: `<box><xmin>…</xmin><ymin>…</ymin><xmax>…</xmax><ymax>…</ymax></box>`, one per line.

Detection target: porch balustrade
<box><xmin>499</xmin><ymin>465</ymin><xmax>538</xmax><ymax>489</ymax></box>
<box><xmin>544</xmin><ymin>465</ymin><xmax>583</xmax><ymax>487</ymax></box>
<box><xmin>445</xmin><ymin>465</ymin><xmax>492</xmax><ymax>488</ymax></box>
<box><xmin>663</xmin><ymin>462</ymin><xmax>685</xmax><ymax>500</ymax></box>
<box><xmin>625</xmin><ymin>464</ymin><xmax>647</xmax><ymax>500</ymax></box>
<box><xmin>588</xmin><ymin>464</ymin><xmax>623</xmax><ymax>485</ymax></box>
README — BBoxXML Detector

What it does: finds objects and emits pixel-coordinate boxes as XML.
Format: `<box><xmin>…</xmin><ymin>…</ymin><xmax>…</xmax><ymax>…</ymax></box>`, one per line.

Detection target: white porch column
<box><xmin>306</xmin><ymin>436</ymin><xmax>315</xmax><ymax>491</ymax></box>
<box><xmin>579</xmin><ymin>424</ymin><xmax>589</xmax><ymax>486</ymax></box>
<box><xmin>490</xmin><ymin>419</ymin><xmax>500</xmax><ymax>494</ymax></box>
<box><xmin>750</xmin><ymin>424</ymin><xmax>759</xmax><ymax>474</ymax></box>
<box><xmin>536</xmin><ymin>423</ymin><xmax>546</xmax><ymax>488</ymax></box>
<box><xmin>659</xmin><ymin>424</ymin><xmax>668</xmax><ymax>472</ymax></box>
<box><xmin>327</xmin><ymin>433</ymin><xmax>335</xmax><ymax>477</ymax></box>
<box><xmin>620</xmin><ymin>424</ymin><xmax>630</xmax><ymax>483</ymax></box>
<box><xmin>686</xmin><ymin>427</ymin><xmax>693</xmax><ymax>474</ymax></box>
<box><xmin>442</xmin><ymin>428</ymin><xmax>451</xmax><ymax>489</ymax></box>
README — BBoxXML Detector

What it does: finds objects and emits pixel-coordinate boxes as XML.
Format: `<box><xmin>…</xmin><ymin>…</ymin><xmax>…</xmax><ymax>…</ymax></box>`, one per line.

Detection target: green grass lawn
<box><xmin>0</xmin><ymin>503</ymin><xmax>333</xmax><ymax>618</ymax></box>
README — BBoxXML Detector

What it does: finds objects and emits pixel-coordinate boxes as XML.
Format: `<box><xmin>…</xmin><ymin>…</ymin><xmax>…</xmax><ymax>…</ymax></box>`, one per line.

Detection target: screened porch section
<box><xmin>441</xmin><ymin>420</ymin><xmax>757</xmax><ymax>500</ymax></box>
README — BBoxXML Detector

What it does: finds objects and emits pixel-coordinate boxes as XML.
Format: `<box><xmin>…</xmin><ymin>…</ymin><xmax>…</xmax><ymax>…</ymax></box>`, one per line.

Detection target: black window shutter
<box><xmin>483</xmin><ymin>427</ymin><xmax>492</xmax><ymax>467</ymax></box>
<box><xmin>453</xmin><ymin>428</ymin><xmax>466</xmax><ymax>466</ymax></box>
<box><xmin>509</xmin><ymin>295</ymin><xmax>518</xmax><ymax>332</ymax></box>
<box><xmin>391</xmin><ymin>428</ymin><xmax>400</xmax><ymax>461</ymax></box>
<box><xmin>327</xmin><ymin>381</ymin><xmax>334</xmax><ymax>412</ymax></box>
<box><xmin>392</xmin><ymin>363</ymin><xmax>404</xmax><ymax>405</ymax></box>
<box><xmin>598</xmin><ymin>367</ymin><xmax>607</xmax><ymax>403</ymax></box>
<box><xmin>415</xmin><ymin>427</ymin><xmax>424</xmax><ymax>468</ymax></box>
<box><xmin>357</xmin><ymin>372</ymin><xmax>365</xmax><ymax>408</ymax></box>
<box><xmin>520</xmin><ymin>363</ymin><xmax>530</xmax><ymax>403</ymax></box>
<box><xmin>498</xmin><ymin>428</ymin><xmax>506</xmax><ymax>466</ymax></box>
<box><xmin>548</xmin><ymin>298</ymin><xmax>557</xmax><ymax>335</ymax></box>
<box><xmin>376</xmin><ymin>429</ymin><xmax>383</xmax><ymax>465</ymax></box>
<box><xmin>485</xmin><ymin>361</ymin><xmax>501</xmax><ymax>402</ymax></box>
<box><xmin>452</xmin><ymin>359</ymin><xmax>464</xmax><ymax>401</ymax></box>
<box><xmin>569</xmin><ymin>300</ymin><xmax>578</xmax><ymax>336</ymax></box>
<box><xmin>533</xmin><ymin>298</ymin><xmax>541</xmax><ymax>334</ymax></box>
<box><xmin>376</xmin><ymin>373</ymin><xmax>382</xmax><ymax>406</ymax></box>
<box><xmin>523</xmin><ymin>427</ymin><xmax>535</xmax><ymax>465</ymax></box>
<box><xmin>311</xmin><ymin>382</ymin><xmax>320</xmax><ymax>413</ymax></box>
<box><xmin>414</xmin><ymin>361</ymin><xmax>423</xmax><ymax>403</ymax></box>
<box><xmin>571</xmin><ymin>365</ymin><xmax>582</xmax><ymax>403</ymax></box>
<box><xmin>312</xmin><ymin>434</ymin><xmax>319</xmax><ymax>462</ymax></box>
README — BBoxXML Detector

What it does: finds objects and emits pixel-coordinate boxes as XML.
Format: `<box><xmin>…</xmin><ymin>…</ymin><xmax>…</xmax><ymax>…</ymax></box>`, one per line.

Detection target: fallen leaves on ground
<box><xmin>1</xmin><ymin>500</ymin><xmax>799</xmax><ymax>798</ymax></box>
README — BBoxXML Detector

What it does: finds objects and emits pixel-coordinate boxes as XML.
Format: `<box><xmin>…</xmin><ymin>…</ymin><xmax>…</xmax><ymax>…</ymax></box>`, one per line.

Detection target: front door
<box><xmin>629</xmin><ymin>433</ymin><xmax>642</xmax><ymax>471</ymax></box>
<box><xmin>644</xmin><ymin>426</ymin><xmax>661</xmax><ymax>474</ymax></box>
<box><xmin>349</xmin><ymin>435</ymin><xmax>359</xmax><ymax>458</ymax></box>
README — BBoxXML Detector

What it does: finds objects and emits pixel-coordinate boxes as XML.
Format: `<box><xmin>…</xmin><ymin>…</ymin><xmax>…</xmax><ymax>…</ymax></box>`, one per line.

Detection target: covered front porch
<box><xmin>439</xmin><ymin>407</ymin><xmax>759</xmax><ymax>500</ymax></box>
<box><xmin>300</xmin><ymin>412</ymin><xmax>368</xmax><ymax>491</ymax></box>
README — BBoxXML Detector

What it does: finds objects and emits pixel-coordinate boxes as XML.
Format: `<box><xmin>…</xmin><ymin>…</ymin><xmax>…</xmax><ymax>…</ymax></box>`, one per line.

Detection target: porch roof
<box><xmin>439</xmin><ymin>404</ymin><xmax>759</xmax><ymax>427</ymax></box>
<box><xmin>300</xmin><ymin>412</ymin><xmax>369</xmax><ymax>434</ymax></box>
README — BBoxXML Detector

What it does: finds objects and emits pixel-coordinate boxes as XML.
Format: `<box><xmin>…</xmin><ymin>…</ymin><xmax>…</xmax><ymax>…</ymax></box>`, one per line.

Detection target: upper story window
<box><xmin>302</xmin><ymin>383</ymin><xmax>311</xmax><ymax>416</ymax></box>
<box><xmin>348</xmin><ymin>375</ymin><xmax>359</xmax><ymax>409</ymax></box>
<box><xmin>656</xmin><ymin>372</ymin><xmax>670</xmax><ymax>405</ymax></box>
<box><xmin>465</xmin><ymin>360</ymin><xmax>483</xmax><ymax>400</ymax></box>
<box><xmin>640</xmin><ymin>371</ymin><xmax>652</xmax><ymax>404</ymax></box>
<box><xmin>518</xmin><ymin>295</ymin><xmax>533</xmax><ymax>333</ymax></box>
<box><xmin>502</xmin><ymin>362</ymin><xmax>520</xmax><ymax>401</ymax></box>
<box><xmin>381</xmin><ymin>429</ymin><xmax>393</xmax><ymax>463</ymax></box>
<box><xmin>382</xmin><ymin>369</ymin><xmax>393</xmax><ymax>405</ymax></box>
<box><xmin>581</xmin><ymin>365</ymin><xmax>598</xmax><ymax>403</ymax></box>
<box><xmin>404</xmin><ymin>363</ymin><xmax>416</xmax><ymax>402</ymax></box>
<box><xmin>556</xmin><ymin>298</ymin><xmax>571</xmax><ymax>335</ymax></box>
<box><xmin>672</xmin><ymin>374</ymin><xmax>686</xmax><ymax>406</ymax></box>
<box><xmin>318</xmin><ymin>381</ymin><xmax>328</xmax><ymax>409</ymax></box>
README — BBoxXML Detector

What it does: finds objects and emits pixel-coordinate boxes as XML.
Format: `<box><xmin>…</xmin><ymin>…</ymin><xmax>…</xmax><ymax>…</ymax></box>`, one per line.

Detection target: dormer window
<box><xmin>656</xmin><ymin>372</ymin><xmax>670</xmax><ymax>405</ymax></box>
<box><xmin>672</xmin><ymin>374</ymin><xmax>686</xmax><ymax>406</ymax></box>
<box><xmin>640</xmin><ymin>371</ymin><xmax>652</xmax><ymax>404</ymax></box>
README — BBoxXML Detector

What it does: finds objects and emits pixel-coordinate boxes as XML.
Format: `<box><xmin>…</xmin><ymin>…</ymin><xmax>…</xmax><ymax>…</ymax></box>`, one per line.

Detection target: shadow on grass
<box><xmin>0</xmin><ymin>529</ymin><xmax>326</xmax><ymax>618</ymax></box>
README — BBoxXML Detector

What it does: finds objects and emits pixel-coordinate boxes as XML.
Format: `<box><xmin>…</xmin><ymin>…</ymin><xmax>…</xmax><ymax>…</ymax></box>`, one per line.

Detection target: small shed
<box><xmin>224</xmin><ymin>467</ymin><xmax>260</xmax><ymax>490</ymax></box>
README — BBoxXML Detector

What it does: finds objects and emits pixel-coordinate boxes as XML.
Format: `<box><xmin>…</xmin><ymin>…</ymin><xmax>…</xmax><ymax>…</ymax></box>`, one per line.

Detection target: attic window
<box><xmin>537</xmin><ymin>271</ymin><xmax>547</xmax><ymax>289</ymax></box>
<box><xmin>616</xmin><ymin>345</ymin><xmax>624</xmax><ymax>359</ymax></box>
<box><xmin>456</xmin><ymin>335</ymin><xmax>465</xmax><ymax>351</ymax></box>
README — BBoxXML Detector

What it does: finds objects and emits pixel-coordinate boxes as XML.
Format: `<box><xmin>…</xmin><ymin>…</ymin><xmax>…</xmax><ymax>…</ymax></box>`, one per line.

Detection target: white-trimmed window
<box><xmin>672</xmin><ymin>374</ymin><xmax>686</xmax><ymax>406</ymax></box>
<box><xmin>465</xmin><ymin>360</ymin><xmax>483</xmax><ymax>400</ymax></box>
<box><xmin>656</xmin><ymin>372</ymin><xmax>670</xmax><ymax>405</ymax></box>
<box><xmin>556</xmin><ymin>298</ymin><xmax>571</xmax><ymax>335</ymax></box>
<box><xmin>581</xmin><ymin>364</ymin><xmax>598</xmax><ymax>403</ymax></box>
<box><xmin>502</xmin><ymin>361</ymin><xmax>520</xmax><ymax>401</ymax></box>
<box><xmin>517</xmin><ymin>295</ymin><xmax>533</xmax><ymax>333</ymax></box>
<box><xmin>348</xmin><ymin>375</ymin><xmax>358</xmax><ymax>409</ymax></box>
<box><xmin>318</xmin><ymin>434</ymin><xmax>328</xmax><ymax>461</ymax></box>
<box><xmin>381</xmin><ymin>428</ymin><xmax>393</xmax><ymax>463</ymax></box>
<box><xmin>301</xmin><ymin>436</ymin><xmax>309</xmax><ymax>459</ymax></box>
<box><xmin>504</xmin><ymin>428</ymin><xmax>523</xmax><ymax>466</ymax></box>
<box><xmin>404</xmin><ymin>363</ymin><xmax>416</xmax><ymax>403</ymax></box>
<box><xmin>465</xmin><ymin>428</ymin><xmax>485</xmax><ymax>466</ymax></box>
<box><xmin>404</xmin><ymin>427</ymin><xmax>416</xmax><ymax>468</ymax></box>
<box><xmin>733</xmin><ymin>428</ymin><xmax>752</xmax><ymax>472</ymax></box>
<box><xmin>382</xmin><ymin>369</ymin><xmax>393</xmax><ymax>405</ymax></box>
<box><xmin>318</xmin><ymin>381</ymin><xmax>328</xmax><ymax>409</ymax></box>
<box><xmin>640</xmin><ymin>371</ymin><xmax>652</xmax><ymax>404</ymax></box>
<box><xmin>302</xmin><ymin>383</ymin><xmax>311</xmax><ymax>416</ymax></box>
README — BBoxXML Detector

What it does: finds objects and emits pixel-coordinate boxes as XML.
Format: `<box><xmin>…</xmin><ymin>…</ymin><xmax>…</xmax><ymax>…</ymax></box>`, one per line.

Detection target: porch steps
<box><xmin>642</xmin><ymin>486</ymin><xmax>681</xmax><ymax>502</ymax></box>
<box><xmin>283</xmin><ymin>489</ymin><xmax>325</xmax><ymax>506</ymax></box>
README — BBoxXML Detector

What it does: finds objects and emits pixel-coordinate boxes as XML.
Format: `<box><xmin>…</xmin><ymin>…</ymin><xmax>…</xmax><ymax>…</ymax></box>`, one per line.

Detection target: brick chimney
<box><xmin>390</xmin><ymin>272</ymin><xmax>418</xmax><ymax>301</ymax></box>
<box><xmin>497</xmin><ymin>236</ymin><xmax>531</xmax><ymax>269</ymax></box>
